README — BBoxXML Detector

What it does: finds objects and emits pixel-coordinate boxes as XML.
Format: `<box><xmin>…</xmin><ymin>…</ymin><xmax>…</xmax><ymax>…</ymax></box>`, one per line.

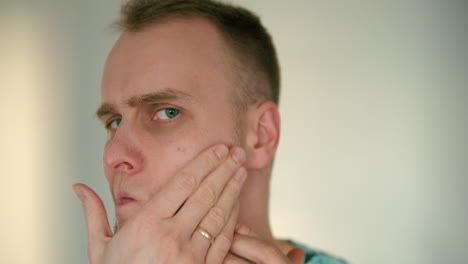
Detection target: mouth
<box><xmin>117</xmin><ymin>196</ymin><xmax>137</xmax><ymax>207</ymax></box>
<box><xmin>115</xmin><ymin>191</ymin><xmax>139</xmax><ymax>207</ymax></box>
<box><xmin>115</xmin><ymin>192</ymin><xmax>141</xmax><ymax>226</ymax></box>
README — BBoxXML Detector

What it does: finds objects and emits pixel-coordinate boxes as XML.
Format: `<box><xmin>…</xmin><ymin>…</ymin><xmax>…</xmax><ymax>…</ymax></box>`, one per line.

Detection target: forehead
<box><xmin>101</xmin><ymin>18</ymin><xmax>235</xmax><ymax>106</ymax></box>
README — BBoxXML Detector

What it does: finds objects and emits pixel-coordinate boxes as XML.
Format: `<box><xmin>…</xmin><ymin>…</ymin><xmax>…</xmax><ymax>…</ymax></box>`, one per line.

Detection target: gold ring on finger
<box><xmin>195</xmin><ymin>226</ymin><xmax>214</xmax><ymax>244</ymax></box>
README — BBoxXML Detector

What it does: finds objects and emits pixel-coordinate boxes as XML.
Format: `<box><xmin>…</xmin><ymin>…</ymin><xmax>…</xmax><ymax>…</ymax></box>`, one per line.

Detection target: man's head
<box><xmin>116</xmin><ymin>0</ymin><xmax>280</xmax><ymax>108</ymax></box>
<box><xmin>97</xmin><ymin>0</ymin><xmax>281</xmax><ymax>228</ymax></box>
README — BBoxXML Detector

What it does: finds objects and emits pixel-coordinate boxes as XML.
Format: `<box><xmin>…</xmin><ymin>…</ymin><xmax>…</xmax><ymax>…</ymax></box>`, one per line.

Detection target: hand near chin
<box><xmin>73</xmin><ymin>144</ymin><xmax>247</xmax><ymax>264</ymax></box>
<box><xmin>225</xmin><ymin>224</ymin><xmax>304</xmax><ymax>264</ymax></box>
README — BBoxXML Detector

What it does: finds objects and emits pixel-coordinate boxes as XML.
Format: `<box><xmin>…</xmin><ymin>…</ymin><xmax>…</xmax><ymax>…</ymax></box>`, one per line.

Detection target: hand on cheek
<box><xmin>74</xmin><ymin>144</ymin><xmax>248</xmax><ymax>264</ymax></box>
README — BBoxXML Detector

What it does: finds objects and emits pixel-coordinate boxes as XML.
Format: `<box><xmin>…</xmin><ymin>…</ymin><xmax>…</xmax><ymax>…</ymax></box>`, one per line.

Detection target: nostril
<box><xmin>115</xmin><ymin>162</ymin><xmax>134</xmax><ymax>171</ymax></box>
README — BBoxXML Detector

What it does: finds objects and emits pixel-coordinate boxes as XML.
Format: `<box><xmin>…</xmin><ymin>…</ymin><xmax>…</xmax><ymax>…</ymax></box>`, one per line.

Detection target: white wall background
<box><xmin>1</xmin><ymin>1</ymin><xmax>466</xmax><ymax>263</ymax></box>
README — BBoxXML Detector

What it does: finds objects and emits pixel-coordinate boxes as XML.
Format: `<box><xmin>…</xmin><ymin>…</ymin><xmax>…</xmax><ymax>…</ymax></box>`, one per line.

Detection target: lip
<box><xmin>117</xmin><ymin>197</ymin><xmax>136</xmax><ymax>206</ymax></box>
<box><xmin>115</xmin><ymin>192</ymin><xmax>138</xmax><ymax>207</ymax></box>
<box><xmin>115</xmin><ymin>191</ymin><xmax>142</xmax><ymax>227</ymax></box>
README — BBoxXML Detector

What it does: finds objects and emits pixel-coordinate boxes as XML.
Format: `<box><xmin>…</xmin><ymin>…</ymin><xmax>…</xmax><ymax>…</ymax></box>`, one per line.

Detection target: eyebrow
<box><xmin>95</xmin><ymin>88</ymin><xmax>193</xmax><ymax>119</ymax></box>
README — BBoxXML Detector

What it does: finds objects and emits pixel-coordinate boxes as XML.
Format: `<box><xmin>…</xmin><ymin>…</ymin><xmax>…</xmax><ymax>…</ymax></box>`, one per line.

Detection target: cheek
<box><xmin>176</xmin><ymin>146</ymin><xmax>187</xmax><ymax>153</ymax></box>
<box><xmin>140</xmin><ymin>113</ymin><xmax>239</xmax><ymax>194</ymax></box>
<box><xmin>151</xmin><ymin>134</ymin><xmax>207</xmax><ymax>170</ymax></box>
<box><xmin>141</xmin><ymin>139</ymin><xmax>199</xmax><ymax>196</ymax></box>
<box><xmin>143</xmin><ymin>130</ymin><xmax>229</xmax><ymax>191</ymax></box>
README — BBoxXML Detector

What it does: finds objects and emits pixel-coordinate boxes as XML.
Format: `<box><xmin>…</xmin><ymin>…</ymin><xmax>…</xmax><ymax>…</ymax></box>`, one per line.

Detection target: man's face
<box><xmin>98</xmin><ymin>19</ymin><xmax>243</xmax><ymax>228</ymax></box>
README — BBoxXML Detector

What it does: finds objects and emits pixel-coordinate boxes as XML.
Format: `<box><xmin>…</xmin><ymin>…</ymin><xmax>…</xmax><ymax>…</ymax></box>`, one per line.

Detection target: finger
<box><xmin>192</xmin><ymin>167</ymin><xmax>246</xmax><ymax>258</ymax></box>
<box><xmin>149</xmin><ymin>144</ymin><xmax>229</xmax><ymax>218</ymax></box>
<box><xmin>230</xmin><ymin>234</ymin><xmax>289</xmax><ymax>264</ymax></box>
<box><xmin>204</xmin><ymin>199</ymin><xmax>241</xmax><ymax>264</ymax></box>
<box><xmin>176</xmin><ymin>147</ymin><xmax>245</xmax><ymax>234</ymax></box>
<box><xmin>224</xmin><ymin>252</ymin><xmax>254</xmax><ymax>264</ymax></box>
<box><xmin>237</xmin><ymin>224</ymin><xmax>304</xmax><ymax>264</ymax></box>
<box><xmin>235</xmin><ymin>223</ymin><xmax>259</xmax><ymax>238</ymax></box>
<box><xmin>287</xmin><ymin>248</ymin><xmax>305</xmax><ymax>264</ymax></box>
<box><xmin>73</xmin><ymin>184</ymin><xmax>112</xmax><ymax>259</ymax></box>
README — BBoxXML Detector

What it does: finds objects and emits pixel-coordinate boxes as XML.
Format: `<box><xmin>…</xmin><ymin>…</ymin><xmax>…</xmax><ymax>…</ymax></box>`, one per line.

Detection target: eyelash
<box><xmin>105</xmin><ymin>116</ymin><xmax>121</xmax><ymax>130</ymax></box>
<box><xmin>152</xmin><ymin>106</ymin><xmax>181</xmax><ymax>122</ymax></box>
<box><xmin>104</xmin><ymin>105</ymin><xmax>182</xmax><ymax>130</ymax></box>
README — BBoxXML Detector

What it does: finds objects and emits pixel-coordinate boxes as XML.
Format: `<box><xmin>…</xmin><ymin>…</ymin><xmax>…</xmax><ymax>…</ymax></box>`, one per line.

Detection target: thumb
<box><xmin>73</xmin><ymin>184</ymin><xmax>113</xmax><ymax>251</ymax></box>
<box><xmin>287</xmin><ymin>248</ymin><xmax>305</xmax><ymax>264</ymax></box>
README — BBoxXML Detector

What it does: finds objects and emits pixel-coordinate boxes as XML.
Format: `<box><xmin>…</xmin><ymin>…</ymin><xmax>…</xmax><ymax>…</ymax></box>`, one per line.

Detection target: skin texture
<box><xmin>74</xmin><ymin>17</ymin><xmax>303</xmax><ymax>263</ymax></box>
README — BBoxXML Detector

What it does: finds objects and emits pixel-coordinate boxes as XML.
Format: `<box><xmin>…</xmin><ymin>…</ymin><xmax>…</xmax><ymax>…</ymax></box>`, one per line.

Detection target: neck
<box><xmin>238</xmin><ymin>167</ymin><xmax>274</xmax><ymax>241</ymax></box>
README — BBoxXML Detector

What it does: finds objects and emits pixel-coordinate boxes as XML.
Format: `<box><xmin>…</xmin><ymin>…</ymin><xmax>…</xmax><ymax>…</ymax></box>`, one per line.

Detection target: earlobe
<box><xmin>245</xmin><ymin>101</ymin><xmax>280</xmax><ymax>169</ymax></box>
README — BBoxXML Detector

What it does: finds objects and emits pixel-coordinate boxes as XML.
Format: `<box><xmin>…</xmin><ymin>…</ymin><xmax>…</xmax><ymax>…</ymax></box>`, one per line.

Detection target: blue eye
<box><xmin>108</xmin><ymin>119</ymin><xmax>121</xmax><ymax>129</ymax></box>
<box><xmin>154</xmin><ymin>108</ymin><xmax>180</xmax><ymax>120</ymax></box>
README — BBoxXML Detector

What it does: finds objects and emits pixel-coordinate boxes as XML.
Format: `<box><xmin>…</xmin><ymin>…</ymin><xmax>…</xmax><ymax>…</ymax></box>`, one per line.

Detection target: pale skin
<box><xmin>73</xmin><ymin>18</ymin><xmax>304</xmax><ymax>263</ymax></box>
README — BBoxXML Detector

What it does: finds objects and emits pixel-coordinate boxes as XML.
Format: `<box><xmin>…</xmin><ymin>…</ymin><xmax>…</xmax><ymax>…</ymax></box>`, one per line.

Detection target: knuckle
<box><xmin>224</xmin><ymin>158</ymin><xmax>239</xmax><ymax>172</ymax></box>
<box><xmin>198</xmin><ymin>183</ymin><xmax>219</xmax><ymax>205</ymax></box>
<box><xmin>232</xmin><ymin>232</ymin><xmax>242</xmax><ymax>244</ymax></box>
<box><xmin>260</xmin><ymin>242</ymin><xmax>280</xmax><ymax>258</ymax></box>
<box><xmin>215</xmin><ymin>163</ymin><xmax>237</xmax><ymax>181</ymax></box>
<box><xmin>226</xmin><ymin>179</ymin><xmax>242</xmax><ymax>196</ymax></box>
<box><xmin>178</xmin><ymin>171</ymin><xmax>198</xmax><ymax>193</ymax></box>
<box><xmin>207</xmin><ymin>245</ymin><xmax>229</xmax><ymax>264</ymax></box>
<box><xmin>208</xmin><ymin>206</ymin><xmax>228</xmax><ymax>228</ymax></box>
<box><xmin>205</xmin><ymin>149</ymin><xmax>222</xmax><ymax>167</ymax></box>
<box><xmin>216</xmin><ymin>230</ymin><xmax>233</xmax><ymax>246</ymax></box>
<box><xmin>223</xmin><ymin>255</ymin><xmax>236</xmax><ymax>264</ymax></box>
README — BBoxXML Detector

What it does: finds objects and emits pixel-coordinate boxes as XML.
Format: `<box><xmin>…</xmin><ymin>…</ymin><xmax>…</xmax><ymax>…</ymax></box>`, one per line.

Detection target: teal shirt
<box><xmin>287</xmin><ymin>240</ymin><xmax>348</xmax><ymax>264</ymax></box>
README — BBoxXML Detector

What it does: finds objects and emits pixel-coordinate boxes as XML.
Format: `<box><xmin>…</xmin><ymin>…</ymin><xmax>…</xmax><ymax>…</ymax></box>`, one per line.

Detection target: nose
<box><xmin>103</xmin><ymin>125</ymin><xmax>144</xmax><ymax>177</ymax></box>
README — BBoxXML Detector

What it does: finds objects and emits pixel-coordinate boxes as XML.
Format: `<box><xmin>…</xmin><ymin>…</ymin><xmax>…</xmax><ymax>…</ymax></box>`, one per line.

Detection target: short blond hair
<box><xmin>116</xmin><ymin>0</ymin><xmax>280</xmax><ymax>109</ymax></box>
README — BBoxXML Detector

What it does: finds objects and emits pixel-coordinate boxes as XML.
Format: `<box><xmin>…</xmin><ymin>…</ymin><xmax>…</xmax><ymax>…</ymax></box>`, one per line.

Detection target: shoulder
<box><xmin>287</xmin><ymin>240</ymin><xmax>348</xmax><ymax>264</ymax></box>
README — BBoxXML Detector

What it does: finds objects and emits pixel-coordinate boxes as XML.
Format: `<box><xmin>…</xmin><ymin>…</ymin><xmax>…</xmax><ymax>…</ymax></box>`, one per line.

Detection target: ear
<box><xmin>244</xmin><ymin>101</ymin><xmax>281</xmax><ymax>169</ymax></box>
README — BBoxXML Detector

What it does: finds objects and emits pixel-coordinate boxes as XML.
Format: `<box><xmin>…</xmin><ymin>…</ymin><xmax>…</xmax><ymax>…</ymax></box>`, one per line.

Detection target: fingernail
<box><xmin>234</xmin><ymin>167</ymin><xmax>246</xmax><ymax>182</ymax></box>
<box><xmin>231</xmin><ymin>148</ymin><xmax>245</xmax><ymax>164</ymax></box>
<box><xmin>72</xmin><ymin>185</ymin><xmax>85</xmax><ymax>201</ymax></box>
<box><xmin>214</xmin><ymin>145</ymin><xmax>228</xmax><ymax>160</ymax></box>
